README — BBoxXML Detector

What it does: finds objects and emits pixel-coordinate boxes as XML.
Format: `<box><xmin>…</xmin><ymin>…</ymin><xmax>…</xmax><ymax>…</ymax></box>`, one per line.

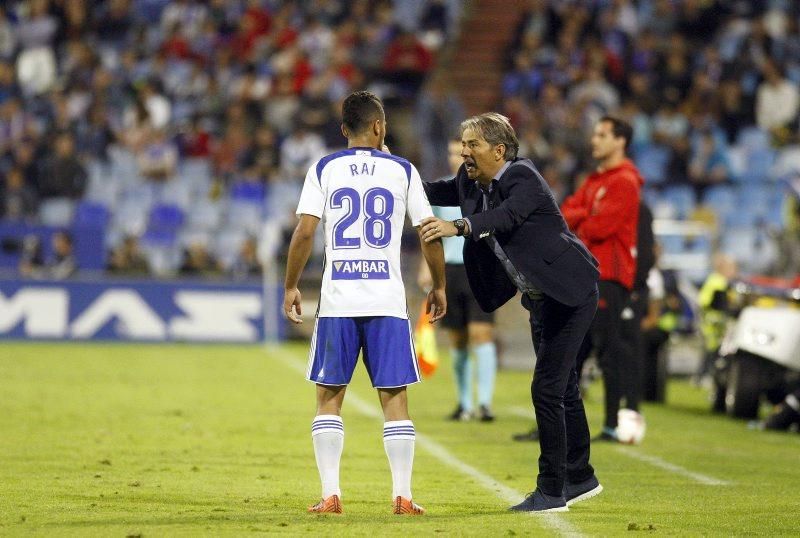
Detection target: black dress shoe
<box><xmin>512</xmin><ymin>428</ymin><xmax>539</xmax><ymax>441</ymax></box>
<box><xmin>509</xmin><ymin>489</ymin><xmax>568</xmax><ymax>512</ymax></box>
<box><xmin>564</xmin><ymin>475</ymin><xmax>603</xmax><ymax>506</ymax></box>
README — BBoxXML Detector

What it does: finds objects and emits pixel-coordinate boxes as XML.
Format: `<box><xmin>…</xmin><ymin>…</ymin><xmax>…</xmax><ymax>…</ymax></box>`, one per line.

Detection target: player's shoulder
<box><xmin>372</xmin><ymin>150</ymin><xmax>415</xmax><ymax>182</ymax></box>
<box><xmin>313</xmin><ymin>148</ymin><xmax>357</xmax><ymax>181</ymax></box>
<box><xmin>313</xmin><ymin>148</ymin><xmax>415</xmax><ymax>183</ymax></box>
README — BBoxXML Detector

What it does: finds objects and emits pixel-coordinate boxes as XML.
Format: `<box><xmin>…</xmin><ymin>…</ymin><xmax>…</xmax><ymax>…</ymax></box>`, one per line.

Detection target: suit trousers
<box><xmin>523</xmin><ymin>289</ymin><xmax>598</xmax><ymax>496</ymax></box>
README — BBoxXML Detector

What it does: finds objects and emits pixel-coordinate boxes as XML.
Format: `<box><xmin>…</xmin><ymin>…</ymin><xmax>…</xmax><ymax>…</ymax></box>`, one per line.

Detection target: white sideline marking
<box><xmin>506</xmin><ymin>406</ymin><xmax>731</xmax><ymax>486</ymax></box>
<box><xmin>277</xmin><ymin>353</ymin><xmax>581</xmax><ymax>537</ymax></box>
<box><xmin>614</xmin><ymin>448</ymin><xmax>732</xmax><ymax>486</ymax></box>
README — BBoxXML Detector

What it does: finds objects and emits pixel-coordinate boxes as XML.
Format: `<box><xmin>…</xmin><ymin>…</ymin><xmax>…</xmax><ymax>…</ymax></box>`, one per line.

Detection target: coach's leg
<box><xmin>564</xmin><ymin>292</ymin><xmax>598</xmax><ymax>484</ymax></box>
<box><xmin>379</xmin><ymin>387</ymin><xmax>417</xmax><ymax>503</ymax></box>
<box><xmin>529</xmin><ymin>293</ymin><xmax>598</xmax><ymax>496</ymax></box>
<box><xmin>312</xmin><ymin>384</ymin><xmax>347</xmax><ymax>503</ymax></box>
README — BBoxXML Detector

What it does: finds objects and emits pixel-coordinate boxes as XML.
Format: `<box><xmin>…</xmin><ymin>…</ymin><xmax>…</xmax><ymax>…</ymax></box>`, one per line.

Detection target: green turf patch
<box><xmin>1</xmin><ymin>343</ymin><xmax>798</xmax><ymax>536</ymax></box>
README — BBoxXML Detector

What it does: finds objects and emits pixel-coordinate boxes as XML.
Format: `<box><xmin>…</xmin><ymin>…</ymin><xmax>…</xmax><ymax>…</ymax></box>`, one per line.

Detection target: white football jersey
<box><xmin>296</xmin><ymin>147</ymin><xmax>433</xmax><ymax>318</ymax></box>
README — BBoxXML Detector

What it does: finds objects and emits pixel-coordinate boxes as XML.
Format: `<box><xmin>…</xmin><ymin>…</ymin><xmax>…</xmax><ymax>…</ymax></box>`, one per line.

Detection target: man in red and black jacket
<box><xmin>561</xmin><ymin>116</ymin><xmax>642</xmax><ymax>441</ymax></box>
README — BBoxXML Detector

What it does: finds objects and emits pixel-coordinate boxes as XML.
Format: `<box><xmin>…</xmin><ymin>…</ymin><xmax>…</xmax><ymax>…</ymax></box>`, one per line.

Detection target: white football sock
<box><xmin>311</xmin><ymin>414</ymin><xmax>344</xmax><ymax>499</ymax></box>
<box><xmin>383</xmin><ymin>420</ymin><xmax>415</xmax><ymax>499</ymax></box>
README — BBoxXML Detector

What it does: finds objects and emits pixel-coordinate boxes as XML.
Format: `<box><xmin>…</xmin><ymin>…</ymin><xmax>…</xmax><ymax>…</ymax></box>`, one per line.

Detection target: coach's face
<box><xmin>461</xmin><ymin>128</ymin><xmax>504</xmax><ymax>185</ymax></box>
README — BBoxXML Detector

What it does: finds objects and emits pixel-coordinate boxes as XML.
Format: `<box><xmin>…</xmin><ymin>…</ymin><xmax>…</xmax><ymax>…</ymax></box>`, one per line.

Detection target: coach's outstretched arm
<box><xmin>417</xmin><ymin>230</ymin><xmax>447</xmax><ymax>323</ymax></box>
<box><xmin>284</xmin><ymin>214</ymin><xmax>320</xmax><ymax>324</ymax></box>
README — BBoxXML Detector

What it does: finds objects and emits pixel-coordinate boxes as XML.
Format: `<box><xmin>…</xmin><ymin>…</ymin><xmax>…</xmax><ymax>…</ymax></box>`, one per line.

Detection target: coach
<box><xmin>420</xmin><ymin>113</ymin><xmax>602</xmax><ymax>512</ymax></box>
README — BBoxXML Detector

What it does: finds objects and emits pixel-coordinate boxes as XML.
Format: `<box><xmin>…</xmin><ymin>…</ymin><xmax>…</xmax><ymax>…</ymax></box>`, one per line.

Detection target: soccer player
<box><xmin>283</xmin><ymin>91</ymin><xmax>446</xmax><ymax>515</ymax></box>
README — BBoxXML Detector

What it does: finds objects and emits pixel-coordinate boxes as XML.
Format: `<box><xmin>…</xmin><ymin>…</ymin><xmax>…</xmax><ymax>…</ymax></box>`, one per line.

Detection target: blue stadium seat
<box><xmin>187</xmin><ymin>200</ymin><xmax>223</xmax><ymax>232</ymax></box>
<box><xmin>652</xmin><ymin>199</ymin><xmax>677</xmax><ymax>220</ymax></box>
<box><xmin>737</xmin><ymin>127</ymin><xmax>770</xmax><ymax>152</ymax></box>
<box><xmin>141</xmin><ymin>227</ymin><xmax>177</xmax><ymax>246</ymax></box>
<box><xmin>148</xmin><ymin>204</ymin><xmax>185</xmax><ymax>230</ymax></box>
<box><xmin>120</xmin><ymin>183</ymin><xmax>156</xmax><ymax>209</ymax></box>
<box><xmin>85</xmin><ymin>170</ymin><xmax>120</xmax><ymax>208</ymax></box>
<box><xmin>661</xmin><ymin>185</ymin><xmax>695</xmax><ymax>219</ymax></box>
<box><xmin>634</xmin><ymin>144</ymin><xmax>670</xmax><ymax>185</ymax></box>
<box><xmin>73</xmin><ymin>201</ymin><xmax>111</xmax><ymax>229</ymax></box>
<box><xmin>215</xmin><ymin>228</ymin><xmax>248</xmax><ymax>270</ymax></box>
<box><xmin>177</xmin><ymin>158</ymin><xmax>213</xmax><ymax>198</ymax></box>
<box><xmin>109</xmin><ymin>147</ymin><xmax>141</xmax><ymax>185</ymax></box>
<box><xmin>642</xmin><ymin>186</ymin><xmax>661</xmax><ymax>210</ymax></box>
<box><xmin>178</xmin><ymin>229</ymin><xmax>212</xmax><ymax>249</ymax></box>
<box><xmin>226</xmin><ymin>200</ymin><xmax>264</xmax><ymax>234</ymax></box>
<box><xmin>726</xmin><ymin>205</ymin><xmax>758</xmax><ymax>228</ymax></box>
<box><xmin>726</xmin><ymin>145</ymin><xmax>746</xmax><ymax>181</ymax></box>
<box><xmin>773</xmin><ymin>146</ymin><xmax>800</xmax><ymax>177</ymax></box>
<box><xmin>112</xmin><ymin>200</ymin><xmax>149</xmax><ymax>237</ymax></box>
<box><xmin>739</xmin><ymin>148</ymin><xmax>775</xmax><ymax>183</ymax></box>
<box><xmin>702</xmin><ymin>184</ymin><xmax>736</xmax><ymax>224</ymax></box>
<box><xmin>230</xmin><ymin>181</ymin><xmax>266</xmax><ymax>203</ymax></box>
<box><xmin>721</xmin><ymin>225</ymin><xmax>779</xmax><ymax>273</ymax></box>
<box><xmin>39</xmin><ymin>198</ymin><xmax>76</xmax><ymax>227</ymax></box>
<box><xmin>158</xmin><ymin>180</ymin><xmax>192</xmax><ymax>209</ymax></box>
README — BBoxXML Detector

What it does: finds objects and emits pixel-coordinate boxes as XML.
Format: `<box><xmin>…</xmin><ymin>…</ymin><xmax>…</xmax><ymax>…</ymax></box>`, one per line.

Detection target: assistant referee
<box><xmin>419</xmin><ymin>137</ymin><xmax>498</xmax><ymax>422</ymax></box>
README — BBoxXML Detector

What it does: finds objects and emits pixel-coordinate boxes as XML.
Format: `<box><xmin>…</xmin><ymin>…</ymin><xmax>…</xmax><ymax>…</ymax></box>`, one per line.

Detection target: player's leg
<box><xmin>309</xmin><ymin>384</ymin><xmax>346</xmax><ymax>513</ymax></box>
<box><xmin>378</xmin><ymin>386</ymin><xmax>424</xmax><ymax>514</ymax></box>
<box><xmin>468</xmin><ymin>320</ymin><xmax>496</xmax><ymax>421</ymax></box>
<box><xmin>443</xmin><ymin>264</ymin><xmax>471</xmax><ymax>420</ymax></box>
<box><xmin>362</xmin><ymin>316</ymin><xmax>424</xmax><ymax>514</ymax></box>
<box><xmin>305</xmin><ymin>317</ymin><xmax>360</xmax><ymax>514</ymax></box>
<box><xmin>447</xmin><ymin>329</ymin><xmax>471</xmax><ymax>419</ymax></box>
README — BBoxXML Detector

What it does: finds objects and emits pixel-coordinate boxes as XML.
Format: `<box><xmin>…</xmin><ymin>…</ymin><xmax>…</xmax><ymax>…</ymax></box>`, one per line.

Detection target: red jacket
<box><xmin>561</xmin><ymin>159</ymin><xmax>642</xmax><ymax>290</ymax></box>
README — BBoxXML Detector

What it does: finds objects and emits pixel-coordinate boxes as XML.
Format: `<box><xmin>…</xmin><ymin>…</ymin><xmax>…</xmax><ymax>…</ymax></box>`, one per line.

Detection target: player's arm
<box><xmin>283</xmin><ymin>214</ymin><xmax>320</xmax><ymax>324</ymax></box>
<box><xmin>406</xmin><ymin>164</ymin><xmax>446</xmax><ymax>322</ymax></box>
<box><xmin>417</xmin><ymin>228</ymin><xmax>446</xmax><ymax>323</ymax></box>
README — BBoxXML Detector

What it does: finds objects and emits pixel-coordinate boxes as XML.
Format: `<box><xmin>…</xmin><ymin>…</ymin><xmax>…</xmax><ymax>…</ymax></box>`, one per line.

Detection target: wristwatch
<box><xmin>453</xmin><ymin>218</ymin><xmax>466</xmax><ymax>237</ymax></box>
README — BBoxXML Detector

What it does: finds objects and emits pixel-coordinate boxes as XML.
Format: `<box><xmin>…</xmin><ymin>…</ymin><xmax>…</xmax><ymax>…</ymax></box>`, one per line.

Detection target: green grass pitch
<box><xmin>1</xmin><ymin>342</ymin><xmax>799</xmax><ymax>536</ymax></box>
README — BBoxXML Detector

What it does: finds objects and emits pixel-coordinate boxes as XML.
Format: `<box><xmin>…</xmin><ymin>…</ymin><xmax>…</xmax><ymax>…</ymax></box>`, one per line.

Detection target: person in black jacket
<box><xmin>619</xmin><ymin>201</ymin><xmax>655</xmax><ymax>415</ymax></box>
<box><xmin>420</xmin><ymin>113</ymin><xmax>602</xmax><ymax>513</ymax></box>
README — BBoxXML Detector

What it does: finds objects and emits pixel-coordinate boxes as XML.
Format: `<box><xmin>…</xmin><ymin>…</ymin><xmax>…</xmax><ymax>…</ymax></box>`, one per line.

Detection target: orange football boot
<box><xmin>308</xmin><ymin>494</ymin><xmax>342</xmax><ymax>514</ymax></box>
<box><xmin>393</xmin><ymin>496</ymin><xmax>425</xmax><ymax>515</ymax></box>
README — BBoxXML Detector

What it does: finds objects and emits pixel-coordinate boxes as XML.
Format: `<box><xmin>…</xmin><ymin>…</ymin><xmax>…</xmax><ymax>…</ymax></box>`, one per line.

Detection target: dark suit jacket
<box><xmin>424</xmin><ymin>158</ymin><xmax>599</xmax><ymax>311</ymax></box>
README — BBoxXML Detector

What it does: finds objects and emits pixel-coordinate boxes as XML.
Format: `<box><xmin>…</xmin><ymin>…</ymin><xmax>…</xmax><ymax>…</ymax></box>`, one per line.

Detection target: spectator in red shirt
<box><xmin>561</xmin><ymin>116</ymin><xmax>642</xmax><ymax>441</ymax></box>
<box><xmin>383</xmin><ymin>30</ymin><xmax>433</xmax><ymax>95</ymax></box>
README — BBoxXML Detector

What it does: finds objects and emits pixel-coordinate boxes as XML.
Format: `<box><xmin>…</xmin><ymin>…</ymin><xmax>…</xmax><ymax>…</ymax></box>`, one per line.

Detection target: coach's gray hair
<box><xmin>459</xmin><ymin>113</ymin><xmax>519</xmax><ymax>161</ymax></box>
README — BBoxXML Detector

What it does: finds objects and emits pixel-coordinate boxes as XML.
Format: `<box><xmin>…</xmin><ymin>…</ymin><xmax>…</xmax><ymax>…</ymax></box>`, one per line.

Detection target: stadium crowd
<box><xmin>0</xmin><ymin>0</ymin><xmax>458</xmax><ymax>277</ymax></box>
<box><xmin>498</xmin><ymin>0</ymin><xmax>800</xmax><ymax>277</ymax></box>
<box><xmin>1</xmin><ymin>0</ymin><xmax>799</xmax><ymax>280</ymax></box>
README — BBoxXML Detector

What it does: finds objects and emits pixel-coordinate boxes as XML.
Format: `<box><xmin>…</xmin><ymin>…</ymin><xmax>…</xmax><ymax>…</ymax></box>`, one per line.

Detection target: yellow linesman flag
<box><xmin>414</xmin><ymin>299</ymin><xmax>439</xmax><ymax>377</ymax></box>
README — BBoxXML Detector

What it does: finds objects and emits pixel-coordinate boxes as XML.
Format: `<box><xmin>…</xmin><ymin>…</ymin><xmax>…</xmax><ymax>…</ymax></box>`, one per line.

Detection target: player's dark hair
<box><xmin>599</xmin><ymin>116</ymin><xmax>633</xmax><ymax>151</ymax></box>
<box><xmin>342</xmin><ymin>91</ymin><xmax>384</xmax><ymax>136</ymax></box>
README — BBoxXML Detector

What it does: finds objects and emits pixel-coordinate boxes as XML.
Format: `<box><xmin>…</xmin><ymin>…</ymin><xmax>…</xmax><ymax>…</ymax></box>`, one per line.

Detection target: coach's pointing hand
<box><xmin>284</xmin><ymin>288</ymin><xmax>303</xmax><ymax>324</ymax></box>
<box><xmin>420</xmin><ymin>217</ymin><xmax>457</xmax><ymax>243</ymax></box>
